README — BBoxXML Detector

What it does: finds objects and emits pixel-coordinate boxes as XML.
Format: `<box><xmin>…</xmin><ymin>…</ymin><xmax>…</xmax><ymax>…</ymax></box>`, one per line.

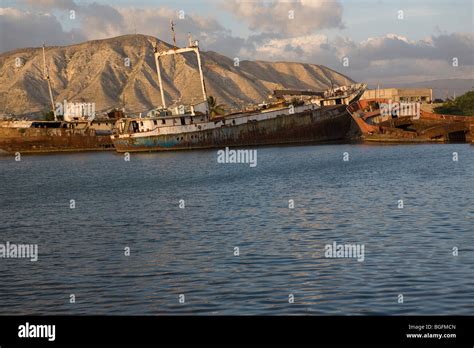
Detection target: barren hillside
<box><xmin>0</xmin><ymin>34</ymin><xmax>354</xmax><ymax>117</ymax></box>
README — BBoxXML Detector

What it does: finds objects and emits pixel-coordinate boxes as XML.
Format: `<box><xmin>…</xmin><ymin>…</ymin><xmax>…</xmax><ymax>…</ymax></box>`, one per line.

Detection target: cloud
<box><xmin>21</xmin><ymin>0</ymin><xmax>78</xmax><ymax>10</ymax></box>
<box><xmin>337</xmin><ymin>33</ymin><xmax>474</xmax><ymax>83</ymax></box>
<box><xmin>9</xmin><ymin>1</ymin><xmax>244</xmax><ymax>56</ymax></box>
<box><xmin>0</xmin><ymin>8</ymin><xmax>85</xmax><ymax>52</ymax></box>
<box><xmin>223</xmin><ymin>0</ymin><xmax>344</xmax><ymax>37</ymax></box>
<box><xmin>115</xmin><ymin>7</ymin><xmax>245</xmax><ymax>56</ymax></box>
<box><xmin>234</xmin><ymin>32</ymin><xmax>474</xmax><ymax>83</ymax></box>
<box><xmin>242</xmin><ymin>34</ymin><xmax>337</xmax><ymax>62</ymax></box>
<box><xmin>353</xmin><ymin>33</ymin><xmax>474</xmax><ymax>65</ymax></box>
<box><xmin>80</xmin><ymin>3</ymin><xmax>126</xmax><ymax>39</ymax></box>
<box><xmin>341</xmin><ymin>32</ymin><xmax>474</xmax><ymax>76</ymax></box>
<box><xmin>2</xmin><ymin>1</ymin><xmax>473</xmax><ymax>85</ymax></box>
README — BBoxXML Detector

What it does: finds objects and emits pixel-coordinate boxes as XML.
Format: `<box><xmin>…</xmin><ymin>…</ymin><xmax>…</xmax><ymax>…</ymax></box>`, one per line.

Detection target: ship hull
<box><xmin>0</xmin><ymin>127</ymin><xmax>114</xmax><ymax>154</ymax></box>
<box><xmin>347</xmin><ymin>99</ymin><xmax>474</xmax><ymax>143</ymax></box>
<box><xmin>112</xmin><ymin>105</ymin><xmax>351</xmax><ymax>152</ymax></box>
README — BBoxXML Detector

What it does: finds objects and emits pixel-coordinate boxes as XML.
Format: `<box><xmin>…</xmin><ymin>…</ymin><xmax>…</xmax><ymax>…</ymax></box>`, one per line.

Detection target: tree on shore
<box><xmin>434</xmin><ymin>91</ymin><xmax>474</xmax><ymax>116</ymax></box>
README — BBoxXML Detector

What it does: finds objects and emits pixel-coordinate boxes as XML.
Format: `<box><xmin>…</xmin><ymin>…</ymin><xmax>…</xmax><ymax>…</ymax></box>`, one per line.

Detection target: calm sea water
<box><xmin>0</xmin><ymin>144</ymin><xmax>473</xmax><ymax>315</ymax></box>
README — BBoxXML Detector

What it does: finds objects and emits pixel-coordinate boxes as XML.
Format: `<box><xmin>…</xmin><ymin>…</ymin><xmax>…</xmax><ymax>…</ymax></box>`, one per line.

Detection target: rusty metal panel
<box><xmin>0</xmin><ymin>127</ymin><xmax>114</xmax><ymax>154</ymax></box>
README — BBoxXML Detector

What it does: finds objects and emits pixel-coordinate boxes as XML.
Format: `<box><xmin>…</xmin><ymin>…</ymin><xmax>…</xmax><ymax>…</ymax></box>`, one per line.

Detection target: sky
<box><xmin>1</xmin><ymin>0</ymin><xmax>473</xmax><ymax>85</ymax></box>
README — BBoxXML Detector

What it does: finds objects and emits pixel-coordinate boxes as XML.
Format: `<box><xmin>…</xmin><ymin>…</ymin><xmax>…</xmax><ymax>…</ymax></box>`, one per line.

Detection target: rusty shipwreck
<box><xmin>0</xmin><ymin>119</ymin><xmax>116</xmax><ymax>154</ymax></box>
<box><xmin>347</xmin><ymin>98</ymin><xmax>474</xmax><ymax>143</ymax></box>
<box><xmin>111</xmin><ymin>27</ymin><xmax>366</xmax><ymax>153</ymax></box>
<box><xmin>0</xmin><ymin>43</ymin><xmax>115</xmax><ymax>155</ymax></box>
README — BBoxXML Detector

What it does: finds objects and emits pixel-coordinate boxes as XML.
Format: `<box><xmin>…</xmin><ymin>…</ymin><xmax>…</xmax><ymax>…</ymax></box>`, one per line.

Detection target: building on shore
<box><xmin>361</xmin><ymin>88</ymin><xmax>433</xmax><ymax>103</ymax></box>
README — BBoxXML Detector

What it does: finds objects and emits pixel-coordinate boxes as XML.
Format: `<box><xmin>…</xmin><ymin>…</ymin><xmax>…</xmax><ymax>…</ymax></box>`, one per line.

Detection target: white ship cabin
<box><xmin>117</xmin><ymin>100</ymin><xmax>210</xmax><ymax>134</ymax></box>
<box><xmin>312</xmin><ymin>83</ymin><xmax>367</xmax><ymax>107</ymax></box>
<box><xmin>147</xmin><ymin>100</ymin><xmax>209</xmax><ymax>118</ymax></box>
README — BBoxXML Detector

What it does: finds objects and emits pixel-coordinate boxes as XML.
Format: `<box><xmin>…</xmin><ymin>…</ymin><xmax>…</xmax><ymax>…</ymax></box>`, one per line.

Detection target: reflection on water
<box><xmin>0</xmin><ymin>144</ymin><xmax>473</xmax><ymax>315</ymax></box>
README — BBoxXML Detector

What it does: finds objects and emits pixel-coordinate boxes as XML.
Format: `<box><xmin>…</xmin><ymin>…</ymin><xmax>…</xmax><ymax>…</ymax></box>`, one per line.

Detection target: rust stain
<box><xmin>347</xmin><ymin>99</ymin><xmax>474</xmax><ymax>143</ymax></box>
<box><xmin>0</xmin><ymin>127</ymin><xmax>114</xmax><ymax>154</ymax></box>
<box><xmin>113</xmin><ymin>105</ymin><xmax>352</xmax><ymax>152</ymax></box>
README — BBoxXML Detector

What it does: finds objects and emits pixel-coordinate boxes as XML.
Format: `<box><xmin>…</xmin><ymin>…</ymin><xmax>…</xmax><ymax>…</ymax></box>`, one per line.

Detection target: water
<box><xmin>0</xmin><ymin>144</ymin><xmax>473</xmax><ymax>315</ymax></box>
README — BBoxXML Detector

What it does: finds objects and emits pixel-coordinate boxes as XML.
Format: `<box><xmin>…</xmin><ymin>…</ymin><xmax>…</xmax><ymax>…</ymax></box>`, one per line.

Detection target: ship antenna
<box><xmin>42</xmin><ymin>42</ymin><xmax>57</xmax><ymax>121</ymax></box>
<box><xmin>188</xmin><ymin>32</ymin><xmax>193</xmax><ymax>47</ymax></box>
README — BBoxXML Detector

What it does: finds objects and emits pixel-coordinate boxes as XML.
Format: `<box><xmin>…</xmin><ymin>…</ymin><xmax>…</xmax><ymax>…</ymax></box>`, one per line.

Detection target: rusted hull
<box><xmin>0</xmin><ymin>127</ymin><xmax>114</xmax><ymax>154</ymax></box>
<box><xmin>360</xmin><ymin>134</ymin><xmax>444</xmax><ymax>143</ymax></box>
<box><xmin>113</xmin><ymin>105</ymin><xmax>351</xmax><ymax>152</ymax></box>
<box><xmin>360</xmin><ymin>121</ymin><xmax>472</xmax><ymax>143</ymax></box>
<box><xmin>348</xmin><ymin>99</ymin><xmax>474</xmax><ymax>143</ymax></box>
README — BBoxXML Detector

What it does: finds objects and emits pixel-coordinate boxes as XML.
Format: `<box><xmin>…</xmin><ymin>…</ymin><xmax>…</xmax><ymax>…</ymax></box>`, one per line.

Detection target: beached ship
<box><xmin>111</xmin><ymin>26</ymin><xmax>367</xmax><ymax>152</ymax></box>
<box><xmin>0</xmin><ymin>43</ymin><xmax>116</xmax><ymax>155</ymax></box>
<box><xmin>347</xmin><ymin>98</ymin><xmax>474</xmax><ymax>143</ymax></box>
<box><xmin>0</xmin><ymin>119</ymin><xmax>116</xmax><ymax>154</ymax></box>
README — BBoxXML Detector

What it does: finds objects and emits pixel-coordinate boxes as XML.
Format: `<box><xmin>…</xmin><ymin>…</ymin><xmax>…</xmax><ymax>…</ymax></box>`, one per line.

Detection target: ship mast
<box><xmin>153</xmin><ymin>43</ymin><xmax>167</xmax><ymax>109</ymax></box>
<box><xmin>153</xmin><ymin>22</ymin><xmax>207</xmax><ymax>111</ymax></box>
<box><xmin>42</xmin><ymin>42</ymin><xmax>57</xmax><ymax>121</ymax></box>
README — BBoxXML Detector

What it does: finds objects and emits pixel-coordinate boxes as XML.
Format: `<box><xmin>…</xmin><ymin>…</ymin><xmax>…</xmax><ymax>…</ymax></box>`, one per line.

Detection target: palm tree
<box><xmin>207</xmin><ymin>96</ymin><xmax>226</xmax><ymax>117</ymax></box>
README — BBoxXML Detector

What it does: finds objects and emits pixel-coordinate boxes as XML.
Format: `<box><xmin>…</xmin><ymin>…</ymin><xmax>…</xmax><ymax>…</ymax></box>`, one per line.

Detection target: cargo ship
<box><xmin>111</xmin><ymin>27</ymin><xmax>367</xmax><ymax>152</ymax></box>
<box><xmin>347</xmin><ymin>98</ymin><xmax>474</xmax><ymax>143</ymax></box>
<box><xmin>0</xmin><ymin>43</ymin><xmax>116</xmax><ymax>155</ymax></box>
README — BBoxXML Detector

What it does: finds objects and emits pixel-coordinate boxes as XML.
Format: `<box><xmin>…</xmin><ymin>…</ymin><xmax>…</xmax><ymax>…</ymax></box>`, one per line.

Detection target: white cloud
<box><xmin>243</xmin><ymin>34</ymin><xmax>338</xmax><ymax>63</ymax></box>
<box><xmin>223</xmin><ymin>0</ymin><xmax>344</xmax><ymax>37</ymax></box>
<box><xmin>115</xmin><ymin>7</ymin><xmax>243</xmax><ymax>55</ymax></box>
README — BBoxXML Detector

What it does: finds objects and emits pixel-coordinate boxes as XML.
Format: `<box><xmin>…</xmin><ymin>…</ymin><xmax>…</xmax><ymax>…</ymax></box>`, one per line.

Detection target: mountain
<box><xmin>369</xmin><ymin>79</ymin><xmax>474</xmax><ymax>100</ymax></box>
<box><xmin>0</xmin><ymin>34</ymin><xmax>354</xmax><ymax>118</ymax></box>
